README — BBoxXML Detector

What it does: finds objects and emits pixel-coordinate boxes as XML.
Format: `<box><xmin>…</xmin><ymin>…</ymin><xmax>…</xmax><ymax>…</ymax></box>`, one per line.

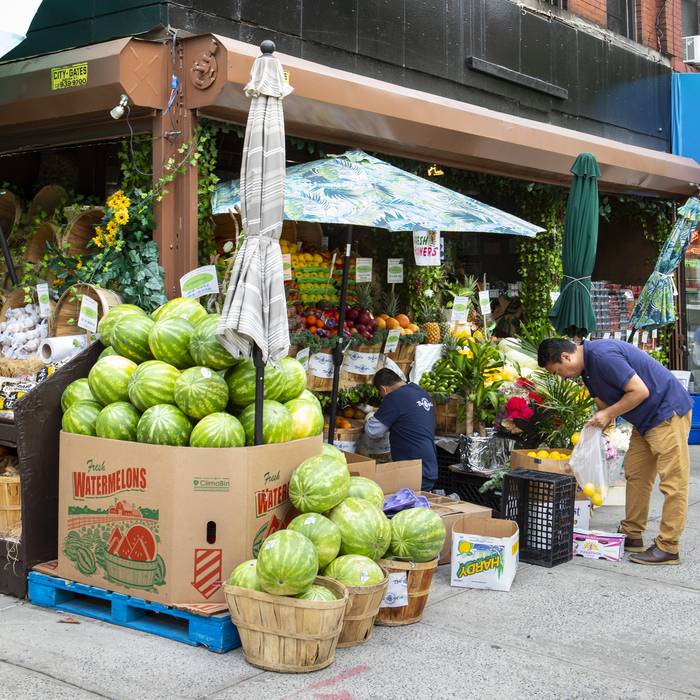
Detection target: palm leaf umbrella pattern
<box><xmin>548</xmin><ymin>152</ymin><xmax>601</xmax><ymax>338</ymax></box>
<box><xmin>216</xmin><ymin>46</ymin><xmax>293</xmax><ymax>363</ymax></box>
<box><xmin>214</xmin><ymin>149</ymin><xmax>544</xmax><ymax>236</ymax></box>
<box><xmin>628</xmin><ymin>196</ymin><xmax>700</xmax><ymax>331</ymax></box>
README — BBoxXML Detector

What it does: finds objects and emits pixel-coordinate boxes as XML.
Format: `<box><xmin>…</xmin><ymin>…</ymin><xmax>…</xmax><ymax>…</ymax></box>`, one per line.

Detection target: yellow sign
<box><xmin>283</xmin><ymin>71</ymin><xmax>290</xmax><ymax>84</ymax></box>
<box><xmin>51</xmin><ymin>62</ymin><xmax>88</xmax><ymax>90</ymax></box>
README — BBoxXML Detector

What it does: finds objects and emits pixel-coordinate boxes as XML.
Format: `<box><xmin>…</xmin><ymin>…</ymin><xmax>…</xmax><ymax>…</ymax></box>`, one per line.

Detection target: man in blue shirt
<box><xmin>364</xmin><ymin>368</ymin><xmax>438</xmax><ymax>491</ymax></box>
<box><xmin>538</xmin><ymin>338</ymin><xmax>692</xmax><ymax>566</ymax></box>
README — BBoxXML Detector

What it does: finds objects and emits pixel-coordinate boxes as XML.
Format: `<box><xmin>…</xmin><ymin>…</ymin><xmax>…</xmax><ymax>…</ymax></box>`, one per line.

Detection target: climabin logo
<box><xmin>193</xmin><ymin>477</ymin><xmax>230</xmax><ymax>492</ymax></box>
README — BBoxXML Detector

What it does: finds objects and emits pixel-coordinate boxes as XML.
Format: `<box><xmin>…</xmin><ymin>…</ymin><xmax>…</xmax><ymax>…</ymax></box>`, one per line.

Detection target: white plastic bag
<box><xmin>569</xmin><ymin>426</ymin><xmax>608</xmax><ymax>505</ymax></box>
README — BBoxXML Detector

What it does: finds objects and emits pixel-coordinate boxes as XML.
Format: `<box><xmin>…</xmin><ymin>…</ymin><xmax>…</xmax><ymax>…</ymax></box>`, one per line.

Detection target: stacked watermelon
<box><xmin>61</xmin><ymin>298</ymin><xmax>319</xmax><ymax>448</ymax></box>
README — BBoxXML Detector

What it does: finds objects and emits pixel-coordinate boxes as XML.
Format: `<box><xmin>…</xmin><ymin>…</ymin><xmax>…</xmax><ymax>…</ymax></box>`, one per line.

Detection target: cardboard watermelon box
<box><xmin>56</xmin><ymin>432</ymin><xmax>323</xmax><ymax>605</ymax></box>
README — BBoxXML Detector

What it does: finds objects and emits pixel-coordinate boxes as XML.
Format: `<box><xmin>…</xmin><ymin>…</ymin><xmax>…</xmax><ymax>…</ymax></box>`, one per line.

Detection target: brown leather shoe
<box><xmin>629</xmin><ymin>544</ymin><xmax>680</xmax><ymax>566</ymax></box>
<box><xmin>617</xmin><ymin>529</ymin><xmax>644</xmax><ymax>552</ymax></box>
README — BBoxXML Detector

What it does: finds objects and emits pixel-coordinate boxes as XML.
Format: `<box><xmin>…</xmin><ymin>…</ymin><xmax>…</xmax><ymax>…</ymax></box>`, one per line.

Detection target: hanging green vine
<box><xmin>118</xmin><ymin>135</ymin><xmax>152</xmax><ymax>193</ymax></box>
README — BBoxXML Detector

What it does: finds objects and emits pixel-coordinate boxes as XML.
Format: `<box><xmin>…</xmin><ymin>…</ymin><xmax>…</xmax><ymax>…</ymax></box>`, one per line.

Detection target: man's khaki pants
<box><xmin>620</xmin><ymin>411</ymin><xmax>691</xmax><ymax>554</ymax></box>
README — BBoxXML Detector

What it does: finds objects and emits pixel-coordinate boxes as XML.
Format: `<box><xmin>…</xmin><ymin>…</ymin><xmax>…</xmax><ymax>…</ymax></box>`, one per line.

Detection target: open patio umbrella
<box><xmin>548</xmin><ymin>152</ymin><xmax>601</xmax><ymax>338</ymax></box>
<box><xmin>215</xmin><ymin>41</ymin><xmax>293</xmax><ymax>445</ymax></box>
<box><xmin>0</xmin><ymin>1</ymin><xmax>43</xmax><ymax>58</ymax></box>
<box><xmin>214</xmin><ymin>150</ymin><xmax>544</xmax><ymax>443</ymax></box>
<box><xmin>628</xmin><ymin>196</ymin><xmax>700</xmax><ymax>334</ymax></box>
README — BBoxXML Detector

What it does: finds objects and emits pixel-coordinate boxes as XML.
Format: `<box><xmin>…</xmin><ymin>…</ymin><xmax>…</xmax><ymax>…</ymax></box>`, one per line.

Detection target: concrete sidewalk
<box><xmin>2</xmin><ymin>450</ymin><xmax>700</xmax><ymax>700</ymax></box>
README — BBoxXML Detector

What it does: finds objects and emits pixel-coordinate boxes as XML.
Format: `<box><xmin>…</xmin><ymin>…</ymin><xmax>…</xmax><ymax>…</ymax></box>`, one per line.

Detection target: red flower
<box><xmin>505</xmin><ymin>397</ymin><xmax>533</xmax><ymax>420</ymax></box>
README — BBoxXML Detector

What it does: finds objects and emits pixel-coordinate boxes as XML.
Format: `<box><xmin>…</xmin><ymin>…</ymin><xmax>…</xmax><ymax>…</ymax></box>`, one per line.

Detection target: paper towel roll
<box><xmin>39</xmin><ymin>335</ymin><xmax>88</xmax><ymax>363</ymax></box>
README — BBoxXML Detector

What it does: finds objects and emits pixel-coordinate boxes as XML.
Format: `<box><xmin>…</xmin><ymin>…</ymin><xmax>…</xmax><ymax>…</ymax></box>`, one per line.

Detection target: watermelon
<box><xmin>227</xmin><ymin>559</ymin><xmax>263</xmax><ymax>591</ymax></box>
<box><xmin>98</xmin><ymin>346</ymin><xmax>119</xmax><ymax>361</ymax></box>
<box><xmin>295</xmin><ymin>585</ymin><xmax>337</xmax><ymax>601</ymax></box>
<box><xmin>388</xmin><ymin>508</ymin><xmax>446</xmax><ymax>563</ymax></box>
<box><xmin>285</xmin><ymin>398</ymin><xmax>324</xmax><ymax>440</ymax></box>
<box><xmin>189</xmin><ymin>314</ymin><xmax>238</xmax><ymax>371</ymax></box>
<box><xmin>189</xmin><ymin>412</ymin><xmax>245</xmax><ymax>448</ymax></box>
<box><xmin>289</xmin><ymin>455</ymin><xmax>350</xmax><ymax>513</ymax></box>
<box><xmin>326</xmin><ymin>497</ymin><xmax>391</xmax><ymax>561</ymax></box>
<box><xmin>62</xmin><ymin>400</ymin><xmax>103</xmax><ymax>436</ymax></box>
<box><xmin>256</xmin><ymin>529</ymin><xmax>319</xmax><ymax>596</ymax></box>
<box><xmin>299</xmin><ymin>389</ymin><xmax>322</xmax><ymax>409</ymax></box>
<box><xmin>225</xmin><ymin>359</ymin><xmax>284</xmax><ymax>407</ymax></box>
<box><xmin>324</xmin><ymin>554</ymin><xmax>385</xmax><ymax>587</ymax></box>
<box><xmin>61</xmin><ymin>378</ymin><xmax>97</xmax><ymax>412</ymax></box>
<box><xmin>148</xmin><ymin>317</ymin><xmax>196</xmax><ymax>369</ymax></box>
<box><xmin>111</xmin><ymin>315</ymin><xmax>155</xmax><ymax>364</ymax></box>
<box><xmin>346</xmin><ymin>477</ymin><xmax>384</xmax><ymax>510</ymax></box>
<box><xmin>275</xmin><ymin>357</ymin><xmax>307</xmax><ymax>403</ymax></box>
<box><xmin>321</xmin><ymin>442</ymin><xmax>346</xmax><ymax>463</ymax></box>
<box><xmin>96</xmin><ymin>402</ymin><xmax>141</xmax><ymax>442</ymax></box>
<box><xmin>127</xmin><ymin>360</ymin><xmax>181</xmax><ymax>412</ymax></box>
<box><xmin>287</xmin><ymin>513</ymin><xmax>342</xmax><ymax>568</ymax></box>
<box><xmin>238</xmin><ymin>400</ymin><xmax>293</xmax><ymax>446</ymax></box>
<box><xmin>174</xmin><ymin>366</ymin><xmax>229</xmax><ymax>419</ymax></box>
<box><xmin>97</xmin><ymin>304</ymin><xmax>147</xmax><ymax>348</ymax></box>
<box><xmin>137</xmin><ymin>404</ymin><xmax>192</xmax><ymax>446</ymax></box>
<box><xmin>152</xmin><ymin>297</ymin><xmax>207</xmax><ymax>324</ymax></box>
<box><xmin>88</xmin><ymin>355</ymin><xmax>137</xmax><ymax>405</ymax></box>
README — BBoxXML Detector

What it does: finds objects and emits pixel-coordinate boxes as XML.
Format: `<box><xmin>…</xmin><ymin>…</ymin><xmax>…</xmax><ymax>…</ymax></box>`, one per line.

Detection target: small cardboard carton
<box><xmin>573</xmin><ymin>500</ymin><xmax>591</xmax><ymax>530</ymax></box>
<box><xmin>57</xmin><ymin>432</ymin><xmax>323</xmax><ymax>606</ymax></box>
<box><xmin>510</xmin><ymin>449</ymin><xmax>585</xmax><ymax>499</ymax></box>
<box><xmin>573</xmin><ymin>529</ymin><xmax>625</xmax><ymax>561</ymax></box>
<box><xmin>344</xmin><ymin>452</ymin><xmax>422</xmax><ymax>493</ymax></box>
<box><xmin>450</xmin><ymin>516</ymin><xmax>519</xmax><ymax>592</ymax></box>
<box><xmin>418</xmin><ymin>492</ymin><xmax>491</xmax><ymax>565</ymax></box>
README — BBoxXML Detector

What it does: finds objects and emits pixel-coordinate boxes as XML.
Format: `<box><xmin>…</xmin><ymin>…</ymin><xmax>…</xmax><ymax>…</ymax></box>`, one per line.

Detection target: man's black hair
<box><xmin>537</xmin><ymin>338</ymin><xmax>578</xmax><ymax>367</ymax></box>
<box><xmin>373</xmin><ymin>368</ymin><xmax>403</xmax><ymax>390</ymax></box>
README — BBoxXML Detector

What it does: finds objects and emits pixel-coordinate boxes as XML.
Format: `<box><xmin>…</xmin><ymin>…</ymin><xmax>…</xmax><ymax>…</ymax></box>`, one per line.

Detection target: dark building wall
<box><xmin>4</xmin><ymin>0</ymin><xmax>671</xmax><ymax>153</ymax></box>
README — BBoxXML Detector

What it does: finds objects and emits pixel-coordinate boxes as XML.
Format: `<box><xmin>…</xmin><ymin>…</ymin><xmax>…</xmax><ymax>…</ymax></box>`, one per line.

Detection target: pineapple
<box><xmin>353</xmin><ymin>283</ymin><xmax>374</xmax><ymax>311</ymax></box>
<box><xmin>437</xmin><ymin>306</ymin><xmax>451</xmax><ymax>343</ymax></box>
<box><xmin>418</xmin><ymin>300</ymin><xmax>441</xmax><ymax>344</ymax></box>
<box><xmin>381</xmin><ymin>289</ymin><xmax>400</xmax><ymax>319</ymax></box>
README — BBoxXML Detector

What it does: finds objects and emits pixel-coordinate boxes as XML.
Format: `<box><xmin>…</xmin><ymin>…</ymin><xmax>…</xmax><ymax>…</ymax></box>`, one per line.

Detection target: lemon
<box><xmin>549</xmin><ymin>451</ymin><xmax>560</xmax><ymax>459</ymax></box>
<box><xmin>583</xmin><ymin>483</ymin><xmax>595</xmax><ymax>497</ymax></box>
<box><xmin>527</xmin><ymin>451</ymin><xmax>537</xmax><ymax>457</ymax></box>
<box><xmin>536</xmin><ymin>450</ymin><xmax>549</xmax><ymax>459</ymax></box>
<box><xmin>571</xmin><ymin>432</ymin><xmax>580</xmax><ymax>445</ymax></box>
<box><xmin>592</xmin><ymin>493</ymin><xmax>603</xmax><ymax>506</ymax></box>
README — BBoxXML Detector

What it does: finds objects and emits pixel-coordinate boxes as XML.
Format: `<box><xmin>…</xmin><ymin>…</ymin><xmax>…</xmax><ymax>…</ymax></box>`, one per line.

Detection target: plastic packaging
<box><xmin>569</xmin><ymin>426</ymin><xmax>608</xmax><ymax>505</ymax></box>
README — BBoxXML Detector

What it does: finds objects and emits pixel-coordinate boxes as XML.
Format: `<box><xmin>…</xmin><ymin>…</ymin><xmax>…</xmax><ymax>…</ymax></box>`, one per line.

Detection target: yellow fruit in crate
<box><xmin>536</xmin><ymin>450</ymin><xmax>549</xmax><ymax>459</ymax></box>
<box><xmin>527</xmin><ymin>452</ymin><xmax>537</xmax><ymax>457</ymax></box>
<box><xmin>592</xmin><ymin>492</ymin><xmax>603</xmax><ymax>507</ymax></box>
<box><xmin>583</xmin><ymin>483</ymin><xmax>595</xmax><ymax>497</ymax></box>
<box><xmin>571</xmin><ymin>432</ymin><xmax>580</xmax><ymax>445</ymax></box>
<box><xmin>549</xmin><ymin>451</ymin><xmax>560</xmax><ymax>459</ymax></box>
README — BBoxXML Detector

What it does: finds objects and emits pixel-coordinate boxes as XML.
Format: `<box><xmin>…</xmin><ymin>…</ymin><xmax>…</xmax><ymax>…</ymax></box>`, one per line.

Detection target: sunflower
<box><xmin>106</xmin><ymin>220</ymin><xmax>118</xmax><ymax>234</ymax></box>
<box><xmin>114</xmin><ymin>210</ymin><xmax>129</xmax><ymax>225</ymax></box>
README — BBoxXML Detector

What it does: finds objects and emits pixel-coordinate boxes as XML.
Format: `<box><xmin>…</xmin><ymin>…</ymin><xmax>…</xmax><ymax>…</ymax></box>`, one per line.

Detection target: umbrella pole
<box><xmin>253</xmin><ymin>343</ymin><xmax>265</xmax><ymax>446</ymax></box>
<box><xmin>328</xmin><ymin>225</ymin><xmax>353</xmax><ymax>445</ymax></box>
<box><xmin>627</xmin><ymin>328</ymin><xmax>637</xmax><ymax>343</ymax></box>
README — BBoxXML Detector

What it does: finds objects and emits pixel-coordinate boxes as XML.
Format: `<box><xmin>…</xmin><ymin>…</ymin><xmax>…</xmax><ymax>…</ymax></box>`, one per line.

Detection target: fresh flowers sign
<box><xmin>413</xmin><ymin>230</ymin><xmax>440</xmax><ymax>266</ymax></box>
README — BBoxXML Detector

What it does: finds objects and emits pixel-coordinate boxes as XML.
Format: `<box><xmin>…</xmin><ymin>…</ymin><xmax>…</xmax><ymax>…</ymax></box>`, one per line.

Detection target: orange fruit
<box><xmin>403</xmin><ymin>329</ymin><xmax>413</xmax><ymax>335</ymax></box>
<box><xmin>379</xmin><ymin>314</ymin><xmax>389</xmax><ymax>321</ymax></box>
<box><xmin>342</xmin><ymin>407</ymin><xmax>355</xmax><ymax>418</ymax></box>
<box><xmin>341</xmin><ymin>420</ymin><xmax>353</xmax><ymax>429</ymax></box>
<box><xmin>386</xmin><ymin>318</ymin><xmax>401</xmax><ymax>329</ymax></box>
<box><xmin>395</xmin><ymin>314</ymin><xmax>410</xmax><ymax>328</ymax></box>
<box><xmin>408</xmin><ymin>323</ymin><xmax>420</xmax><ymax>333</ymax></box>
<box><xmin>335</xmin><ymin>417</ymin><xmax>345</xmax><ymax>427</ymax></box>
<box><xmin>374</xmin><ymin>317</ymin><xmax>387</xmax><ymax>329</ymax></box>
<box><xmin>306</xmin><ymin>316</ymin><xmax>317</xmax><ymax>326</ymax></box>
<box><xmin>353</xmin><ymin>409</ymin><xmax>366</xmax><ymax>420</ymax></box>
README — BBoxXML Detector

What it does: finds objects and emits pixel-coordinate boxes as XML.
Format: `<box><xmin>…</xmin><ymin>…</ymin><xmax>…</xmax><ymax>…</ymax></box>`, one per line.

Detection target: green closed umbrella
<box><xmin>549</xmin><ymin>153</ymin><xmax>601</xmax><ymax>338</ymax></box>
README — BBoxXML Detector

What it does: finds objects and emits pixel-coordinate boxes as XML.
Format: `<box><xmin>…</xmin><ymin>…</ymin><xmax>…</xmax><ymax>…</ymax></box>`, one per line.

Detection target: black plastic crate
<box><xmin>501</xmin><ymin>469</ymin><xmax>577</xmax><ymax>568</ymax></box>
<box><xmin>448</xmin><ymin>466</ymin><xmax>502</xmax><ymax>514</ymax></box>
<box><xmin>435</xmin><ymin>446</ymin><xmax>459</xmax><ymax>491</ymax></box>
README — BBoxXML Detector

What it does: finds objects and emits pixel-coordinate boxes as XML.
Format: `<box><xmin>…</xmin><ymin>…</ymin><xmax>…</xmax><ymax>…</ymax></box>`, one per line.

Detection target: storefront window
<box><xmin>685</xmin><ymin>230</ymin><xmax>700</xmax><ymax>387</ymax></box>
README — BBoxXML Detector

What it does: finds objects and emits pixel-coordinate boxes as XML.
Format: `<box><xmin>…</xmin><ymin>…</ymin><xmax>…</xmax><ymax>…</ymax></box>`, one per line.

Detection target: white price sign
<box><xmin>652</xmin><ymin>329</ymin><xmax>658</xmax><ymax>339</ymax></box>
<box><xmin>550</xmin><ymin>291</ymin><xmax>561</xmax><ymax>303</ymax></box>
<box><xmin>387</xmin><ymin>258</ymin><xmax>403</xmax><ymax>283</ymax></box>
<box><xmin>355</xmin><ymin>258</ymin><xmax>373</xmax><ymax>283</ymax></box>
<box><xmin>642</xmin><ymin>331</ymin><xmax>649</xmax><ymax>343</ymax></box>
<box><xmin>296</xmin><ymin>347</ymin><xmax>310</xmax><ymax>370</ymax></box>
<box><xmin>78</xmin><ymin>294</ymin><xmax>99</xmax><ymax>333</ymax></box>
<box><xmin>413</xmin><ymin>230</ymin><xmax>441</xmax><ymax>266</ymax></box>
<box><xmin>478</xmin><ymin>290</ymin><xmax>491</xmax><ymax>317</ymax></box>
<box><xmin>614</xmin><ymin>331</ymin><xmax>621</xmax><ymax>340</ymax></box>
<box><xmin>282</xmin><ymin>254</ymin><xmax>292</xmax><ymax>281</ymax></box>
<box><xmin>384</xmin><ymin>328</ymin><xmax>402</xmax><ymax>354</ymax></box>
<box><xmin>451</xmin><ymin>296</ymin><xmax>471</xmax><ymax>323</ymax></box>
<box><xmin>603</xmin><ymin>332</ymin><xmax>611</xmax><ymax>339</ymax></box>
<box><xmin>180</xmin><ymin>265</ymin><xmax>219</xmax><ymax>299</ymax></box>
<box><xmin>321</xmin><ymin>236</ymin><xmax>329</xmax><ymax>250</ymax></box>
<box><xmin>36</xmin><ymin>282</ymin><xmax>51</xmax><ymax>317</ymax></box>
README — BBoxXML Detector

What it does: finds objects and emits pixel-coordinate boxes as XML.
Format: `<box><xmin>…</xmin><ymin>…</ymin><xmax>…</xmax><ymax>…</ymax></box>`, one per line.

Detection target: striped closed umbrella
<box><xmin>216</xmin><ymin>41</ymin><xmax>293</xmax><ymax>364</ymax></box>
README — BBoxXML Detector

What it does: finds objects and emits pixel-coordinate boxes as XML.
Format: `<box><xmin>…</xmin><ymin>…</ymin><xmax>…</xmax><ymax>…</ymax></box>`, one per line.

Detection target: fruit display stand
<box><xmin>0</xmin><ymin>342</ymin><xmax>102</xmax><ymax>597</ymax></box>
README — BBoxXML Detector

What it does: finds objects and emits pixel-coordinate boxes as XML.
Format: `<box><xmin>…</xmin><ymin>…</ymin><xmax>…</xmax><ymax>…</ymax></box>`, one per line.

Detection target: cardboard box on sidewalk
<box><xmin>573</xmin><ymin>529</ymin><xmax>625</xmax><ymax>561</ymax></box>
<box><xmin>510</xmin><ymin>449</ymin><xmax>585</xmax><ymax>499</ymax></box>
<box><xmin>56</xmin><ymin>432</ymin><xmax>323</xmax><ymax>606</ymax></box>
<box><xmin>345</xmin><ymin>452</ymin><xmax>422</xmax><ymax>493</ymax></box>
<box><xmin>450</xmin><ymin>516</ymin><xmax>519</xmax><ymax>592</ymax></box>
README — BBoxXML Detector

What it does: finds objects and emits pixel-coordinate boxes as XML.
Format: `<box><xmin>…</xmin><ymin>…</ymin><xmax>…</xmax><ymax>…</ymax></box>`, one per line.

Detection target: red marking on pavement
<box><xmin>313</xmin><ymin>693</ymin><xmax>361</xmax><ymax>700</ymax></box>
<box><xmin>278</xmin><ymin>666</ymin><xmax>370</xmax><ymax>700</ymax></box>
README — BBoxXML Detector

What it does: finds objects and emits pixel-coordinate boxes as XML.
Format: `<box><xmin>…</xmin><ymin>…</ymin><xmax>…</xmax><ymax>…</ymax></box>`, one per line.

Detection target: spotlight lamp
<box><xmin>110</xmin><ymin>94</ymin><xmax>129</xmax><ymax>120</ymax></box>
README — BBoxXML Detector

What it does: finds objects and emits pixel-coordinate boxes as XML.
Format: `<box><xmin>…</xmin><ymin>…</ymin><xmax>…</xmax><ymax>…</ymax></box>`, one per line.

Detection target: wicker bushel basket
<box><xmin>0</xmin><ymin>189</ymin><xmax>24</xmax><ymax>245</ymax></box>
<box><xmin>336</xmin><ymin>566</ymin><xmax>389</xmax><ymax>648</ymax></box>
<box><xmin>374</xmin><ymin>557</ymin><xmax>438</xmax><ymax>626</ymax></box>
<box><xmin>26</xmin><ymin>185</ymin><xmax>69</xmax><ymax>226</ymax></box>
<box><xmin>0</xmin><ymin>286</ymin><xmax>57</xmax><ymax>324</ymax></box>
<box><xmin>51</xmin><ymin>284</ymin><xmax>122</xmax><ymax>337</ymax></box>
<box><xmin>0</xmin><ymin>475</ymin><xmax>21</xmax><ymax>534</ymax></box>
<box><xmin>58</xmin><ymin>207</ymin><xmax>105</xmax><ymax>257</ymax></box>
<box><xmin>224</xmin><ymin>576</ymin><xmax>348</xmax><ymax>673</ymax></box>
<box><xmin>24</xmin><ymin>221</ymin><xmax>59</xmax><ymax>264</ymax></box>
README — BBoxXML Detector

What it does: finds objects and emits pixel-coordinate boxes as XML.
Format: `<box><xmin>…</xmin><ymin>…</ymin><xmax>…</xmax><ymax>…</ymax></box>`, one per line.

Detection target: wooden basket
<box><xmin>24</xmin><ymin>221</ymin><xmax>59</xmax><ymax>264</ymax></box>
<box><xmin>25</xmin><ymin>185</ymin><xmax>69</xmax><ymax>226</ymax></box>
<box><xmin>336</xmin><ymin>567</ymin><xmax>389</xmax><ymax>648</ymax></box>
<box><xmin>51</xmin><ymin>284</ymin><xmax>122</xmax><ymax>337</ymax></box>
<box><xmin>385</xmin><ymin>342</ymin><xmax>417</xmax><ymax>363</ymax></box>
<box><xmin>0</xmin><ymin>189</ymin><xmax>24</xmax><ymax>245</ymax></box>
<box><xmin>59</xmin><ymin>207</ymin><xmax>105</xmax><ymax>257</ymax></box>
<box><xmin>0</xmin><ymin>475</ymin><xmax>21</xmax><ymax>534</ymax></box>
<box><xmin>374</xmin><ymin>557</ymin><xmax>438</xmax><ymax>626</ymax></box>
<box><xmin>432</xmin><ymin>393</ymin><xmax>469</xmax><ymax>438</ymax></box>
<box><xmin>344</xmin><ymin>343</ymin><xmax>382</xmax><ymax>384</ymax></box>
<box><xmin>0</xmin><ymin>286</ymin><xmax>56</xmax><ymax>324</ymax></box>
<box><xmin>224</xmin><ymin>576</ymin><xmax>348</xmax><ymax>673</ymax></box>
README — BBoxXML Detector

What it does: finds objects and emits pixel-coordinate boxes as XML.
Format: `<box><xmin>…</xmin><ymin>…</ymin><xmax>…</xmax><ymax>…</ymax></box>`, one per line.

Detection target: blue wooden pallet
<box><xmin>28</xmin><ymin>572</ymin><xmax>240</xmax><ymax>653</ymax></box>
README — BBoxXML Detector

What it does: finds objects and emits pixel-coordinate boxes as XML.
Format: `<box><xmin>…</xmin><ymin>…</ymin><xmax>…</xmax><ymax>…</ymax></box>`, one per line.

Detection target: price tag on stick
<box><xmin>384</xmin><ymin>329</ymin><xmax>402</xmax><ymax>354</ymax></box>
<box><xmin>282</xmin><ymin>254</ymin><xmax>292</xmax><ymax>281</ymax></box>
<box><xmin>296</xmin><ymin>347</ymin><xmax>310</xmax><ymax>370</ymax></box>
<box><xmin>78</xmin><ymin>295</ymin><xmax>99</xmax><ymax>333</ymax></box>
<box><xmin>355</xmin><ymin>258</ymin><xmax>373</xmax><ymax>283</ymax></box>
<box><xmin>36</xmin><ymin>282</ymin><xmax>51</xmax><ymax>317</ymax></box>
<box><xmin>180</xmin><ymin>265</ymin><xmax>219</xmax><ymax>299</ymax></box>
<box><xmin>451</xmin><ymin>296</ymin><xmax>470</xmax><ymax>323</ymax></box>
<box><xmin>387</xmin><ymin>258</ymin><xmax>403</xmax><ymax>283</ymax></box>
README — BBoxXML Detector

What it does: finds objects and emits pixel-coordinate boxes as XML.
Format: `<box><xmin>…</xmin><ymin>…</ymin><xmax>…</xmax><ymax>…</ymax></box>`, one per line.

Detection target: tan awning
<box><xmin>184</xmin><ymin>34</ymin><xmax>700</xmax><ymax>199</ymax></box>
